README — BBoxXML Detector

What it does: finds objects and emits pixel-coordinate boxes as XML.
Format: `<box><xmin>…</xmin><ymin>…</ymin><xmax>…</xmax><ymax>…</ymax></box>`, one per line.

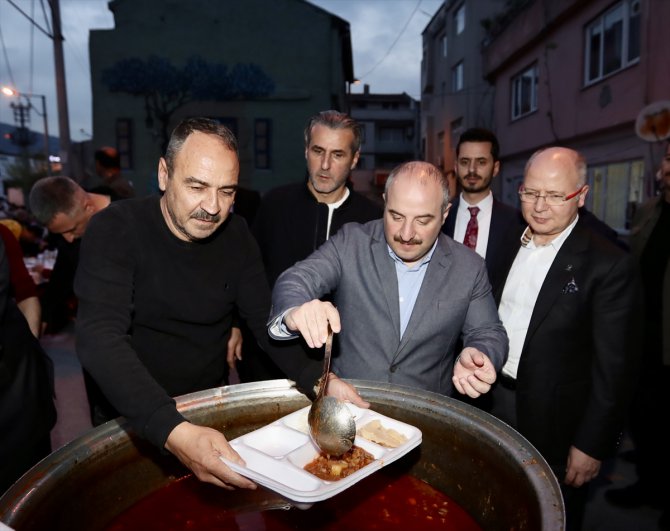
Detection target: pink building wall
<box><xmin>483</xmin><ymin>0</ymin><xmax>670</xmax><ymax>227</ymax></box>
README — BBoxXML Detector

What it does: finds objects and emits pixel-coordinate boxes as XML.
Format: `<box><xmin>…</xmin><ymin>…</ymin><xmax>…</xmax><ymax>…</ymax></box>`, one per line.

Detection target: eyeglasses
<box><xmin>518</xmin><ymin>186</ymin><xmax>585</xmax><ymax>206</ymax></box>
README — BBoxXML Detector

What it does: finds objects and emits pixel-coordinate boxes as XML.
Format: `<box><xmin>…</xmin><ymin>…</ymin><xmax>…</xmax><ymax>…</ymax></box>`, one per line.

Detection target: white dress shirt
<box><xmin>498</xmin><ymin>215</ymin><xmax>579</xmax><ymax>379</ymax></box>
<box><xmin>453</xmin><ymin>191</ymin><xmax>493</xmax><ymax>259</ymax></box>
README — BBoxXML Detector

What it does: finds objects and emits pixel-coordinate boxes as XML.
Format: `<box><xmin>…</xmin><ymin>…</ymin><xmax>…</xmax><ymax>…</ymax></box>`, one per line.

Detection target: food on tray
<box><xmin>304</xmin><ymin>445</ymin><xmax>375</xmax><ymax>481</ymax></box>
<box><xmin>357</xmin><ymin>419</ymin><xmax>408</xmax><ymax>448</ymax></box>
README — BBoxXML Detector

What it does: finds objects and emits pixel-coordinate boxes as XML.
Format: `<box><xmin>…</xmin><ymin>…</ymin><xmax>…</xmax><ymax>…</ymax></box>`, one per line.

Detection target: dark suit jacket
<box><xmin>494</xmin><ymin>217</ymin><xmax>640</xmax><ymax>466</ymax></box>
<box><xmin>443</xmin><ymin>196</ymin><xmax>524</xmax><ymax>294</ymax></box>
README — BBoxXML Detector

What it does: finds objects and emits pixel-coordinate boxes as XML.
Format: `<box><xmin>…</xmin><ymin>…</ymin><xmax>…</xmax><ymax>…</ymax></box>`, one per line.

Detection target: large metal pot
<box><xmin>0</xmin><ymin>380</ymin><xmax>564</xmax><ymax>529</ymax></box>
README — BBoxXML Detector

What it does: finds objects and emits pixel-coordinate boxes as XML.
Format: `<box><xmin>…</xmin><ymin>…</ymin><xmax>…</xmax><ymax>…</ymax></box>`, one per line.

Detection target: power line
<box><xmin>0</xmin><ymin>2</ymin><xmax>16</xmax><ymax>87</ymax></box>
<box><xmin>4</xmin><ymin>0</ymin><xmax>53</xmax><ymax>38</ymax></box>
<box><xmin>29</xmin><ymin>0</ymin><xmax>35</xmax><ymax>93</ymax></box>
<box><xmin>357</xmin><ymin>0</ymin><xmax>423</xmax><ymax>81</ymax></box>
<box><xmin>62</xmin><ymin>0</ymin><xmax>90</xmax><ymax>75</ymax></box>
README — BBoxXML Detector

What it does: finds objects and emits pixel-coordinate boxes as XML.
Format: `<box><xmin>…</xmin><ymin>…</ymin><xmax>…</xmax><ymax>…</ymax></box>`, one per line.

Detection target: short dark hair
<box><xmin>456</xmin><ymin>128</ymin><xmax>500</xmax><ymax>161</ymax></box>
<box><xmin>29</xmin><ymin>176</ymin><xmax>82</xmax><ymax>225</ymax></box>
<box><xmin>164</xmin><ymin>117</ymin><xmax>239</xmax><ymax>176</ymax></box>
<box><xmin>304</xmin><ymin>110</ymin><xmax>361</xmax><ymax>154</ymax></box>
<box><xmin>94</xmin><ymin>147</ymin><xmax>121</xmax><ymax>170</ymax></box>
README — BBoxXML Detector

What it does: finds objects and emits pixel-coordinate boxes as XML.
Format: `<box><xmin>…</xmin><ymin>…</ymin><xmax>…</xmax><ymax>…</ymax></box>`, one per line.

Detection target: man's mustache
<box><xmin>394</xmin><ymin>234</ymin><xmax>422</xmax><ymax>245</ymax></box>
<box><xmin>191</xmin><ymin>209</ymin><xmax>221</xmax><ymax>222</ymax></box>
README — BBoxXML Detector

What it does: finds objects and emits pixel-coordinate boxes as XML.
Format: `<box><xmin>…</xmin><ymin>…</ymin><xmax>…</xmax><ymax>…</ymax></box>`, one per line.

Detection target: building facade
<box><xmin>348</xmin><ymin>84</ymin><xmax>420</xmax><ymax>190</ymax></box>
<box><xmin>482</xmin><ymin>0</ymin><xmax>670</xmax><ymax>233</ymax></box>
<box><xmin>420</xmin><ymin>0</ymin><xmax>503</xmax><ymax>176</ymax></box>
<box><xmin>89</xmin><ymin>0</ymin><xmax>354</xmax><ymax>195</ymax></box>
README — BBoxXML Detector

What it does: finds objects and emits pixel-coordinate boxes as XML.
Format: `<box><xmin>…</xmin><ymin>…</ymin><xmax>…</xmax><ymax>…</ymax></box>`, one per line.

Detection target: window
<box><xmin>441</xmin><ymin>33</ymin><xmax>448</xmax><ymax>57</ymax></box>
<box><xmin>584</xmin><ymin>0</ymin><xmax>640</xmax><ymax>85</ymax></box>
<box><xmin>451</xmin><ymin>61</ymin><xmax>464</xmax><ymax>92</ymax></box>
<box><xmin>378</xmin><ymin>127</ymin><xmax>404</xmax><ymax>143</ymax></box>
<box><xmin>115</xmin><ymin>118</ymin><xmax>132</xmax><ymax>170</ymax></box>
<box><xmin>454</xmin><ymin>4</ymin><xmax>465</xmax><ymax>34</ymax></box>
<box><xmin>587</xmin><ymin>159</ymin><xmax>644</xmax><ymax>231</ymax></box>
<box><xmin>254</xmin><ymin>119</ymin><xmax>271</xmax><ymax>170</ymax></box>
<box><xmin>511</xmin><ymin>64</ymin><xmax>538</xmax><ymax>120</ymax></box>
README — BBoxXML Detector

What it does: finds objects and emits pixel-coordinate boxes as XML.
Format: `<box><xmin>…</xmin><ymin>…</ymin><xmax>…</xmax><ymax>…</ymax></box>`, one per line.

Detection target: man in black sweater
<box><xmin>75</xmin><ymin>117</ymin><xmax>367</xmax><ymax>490</ymax></box>
<box><xmin>244</xmin><ymin>110</ymin><xmax>382</xmax><ymax>381</ymax></box>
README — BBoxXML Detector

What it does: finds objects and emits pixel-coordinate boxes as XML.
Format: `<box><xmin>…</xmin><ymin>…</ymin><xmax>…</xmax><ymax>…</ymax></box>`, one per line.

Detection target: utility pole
<box><xmin>49</xmin><ymin>0</ymin><xmax>71</xmax><ymax>176</ymax></box>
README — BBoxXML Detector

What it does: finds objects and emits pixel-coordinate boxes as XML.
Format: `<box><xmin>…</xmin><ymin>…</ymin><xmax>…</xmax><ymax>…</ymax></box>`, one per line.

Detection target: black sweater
<box><xmin>252</xmin><ymin>183</ymin><xmax>382</xmax><ymax>286</ymax></box>
<box><xmin>75</xmin><ymin>196</ymin><xmax>319</xmax><ymax>448</ymax></box>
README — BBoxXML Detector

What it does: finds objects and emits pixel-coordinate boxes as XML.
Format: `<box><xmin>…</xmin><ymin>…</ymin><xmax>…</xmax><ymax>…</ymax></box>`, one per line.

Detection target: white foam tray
<box><xmin>221</xmin><ymin>403</ymin><xmax>422</xmax><ymax>503</ymax></box>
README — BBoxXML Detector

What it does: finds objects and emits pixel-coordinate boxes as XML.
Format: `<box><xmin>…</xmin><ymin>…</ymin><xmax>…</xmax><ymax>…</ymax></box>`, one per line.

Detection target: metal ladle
<box><xmin>307</xmin><ymin>327</ymin><xmax>356</xmax><ymax>456</ymax></box>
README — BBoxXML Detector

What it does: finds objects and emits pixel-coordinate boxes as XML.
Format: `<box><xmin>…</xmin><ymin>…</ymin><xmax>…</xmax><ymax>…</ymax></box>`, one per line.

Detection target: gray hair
<box><xmin>29</xmin><ymin>176</ymin><xmax>84</xmax><ymax>225</ymax></box>
<box><xmin>165</xmin><ymin>117</ymin><xmax>239</xmax><ymax>176</ymax></box>
<box><xmin>385</xmin><ymin>161</ymin><xmax>450</xmax><ymax>214</ymax></box>
<box><xmin>304</xmin><ymin>110</ymin><xmax>362</xmax><ymax>154</ymax></box>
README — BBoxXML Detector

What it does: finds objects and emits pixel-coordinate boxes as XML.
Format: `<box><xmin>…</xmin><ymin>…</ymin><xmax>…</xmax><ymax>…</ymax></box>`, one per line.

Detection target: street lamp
<box><xmin>1</xmin><ymin>86</ymin><xmax>50</xmax><ymax>172</ymax></box>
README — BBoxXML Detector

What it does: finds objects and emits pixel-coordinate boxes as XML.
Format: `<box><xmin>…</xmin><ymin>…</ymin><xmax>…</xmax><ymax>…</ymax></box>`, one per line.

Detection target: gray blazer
<box><xmin>269</xmin><ymin>219</ymin><xmax>508</xmax><ymax>395</ymax></box>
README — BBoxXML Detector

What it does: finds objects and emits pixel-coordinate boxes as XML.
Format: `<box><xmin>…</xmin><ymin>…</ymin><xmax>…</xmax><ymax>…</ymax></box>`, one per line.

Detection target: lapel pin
<box><xmin>562</xmin><ymin>277</ymin><xmax>579</xmax><ymax>294</ymax></box>
<box><xmin>565</xmin><ymin>264</ymin><xmax>573</xmax><ymax>272</ymax></box>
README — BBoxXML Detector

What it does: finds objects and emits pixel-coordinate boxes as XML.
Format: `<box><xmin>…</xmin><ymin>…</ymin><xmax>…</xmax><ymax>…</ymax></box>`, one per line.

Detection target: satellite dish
<box><xmin>635</xmin><ymin>100</ymin><xmax>670</xmax><ymax>142</ymax></box>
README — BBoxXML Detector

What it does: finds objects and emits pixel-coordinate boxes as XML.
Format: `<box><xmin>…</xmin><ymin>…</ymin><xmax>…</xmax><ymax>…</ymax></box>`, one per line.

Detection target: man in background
<box><xmin>29</xmin><ymin>177</ymin><xmax>112</xmax><ymax>335</ymax></box>
<box><xmin>29</xmin><ymin>176</ymin><xmax>117</xmax><ymax>425</ymax></box>
<box><xmin>244</xmin><ymin>110</ymin><xmax>382</xmax><ymax>381</ymax></box>
<box><xmin>91</xmin><ymin>146</ymin><xmax>134</xmax><ymax>199</ymax></box>
<box><xmin>605</xmin><ymin>141</ymin><xmax>669</xmax><ymax>530</ymax></box>
<box><xmin>253</xmin><ymin>110</ymin><xmax>381</xmax><ymax>286</ymax></box>
<box><xmin>442</xmin><ymin>128</ymin><xmax>523</xmax><ymax>292</ymax></box>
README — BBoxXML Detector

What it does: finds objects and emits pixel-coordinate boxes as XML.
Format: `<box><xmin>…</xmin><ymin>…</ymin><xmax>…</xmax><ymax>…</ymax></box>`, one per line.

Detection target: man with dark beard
<box><xmin>442</xmin><ymin>128</ymin><xmax>523</xmax><ymax>292</ymax></box>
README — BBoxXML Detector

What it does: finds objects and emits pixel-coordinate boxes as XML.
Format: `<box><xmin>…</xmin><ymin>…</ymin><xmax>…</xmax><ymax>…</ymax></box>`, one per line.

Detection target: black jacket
<box><xmin>442</xmin><ymin>195</ymin><xmax>524</xmax><ymax>295</ymax></box>
<box><xmin>253</xmin><ymin>182</ymin><xmax>383</xmax><ymax>286</ymax></box>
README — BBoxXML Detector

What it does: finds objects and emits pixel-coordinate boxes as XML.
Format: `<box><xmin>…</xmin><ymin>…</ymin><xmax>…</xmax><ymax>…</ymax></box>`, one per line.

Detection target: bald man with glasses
<box><xmin>486</xmin><ymin>147</ymin><xmax>641</xmax><ymax>531</ymax></box>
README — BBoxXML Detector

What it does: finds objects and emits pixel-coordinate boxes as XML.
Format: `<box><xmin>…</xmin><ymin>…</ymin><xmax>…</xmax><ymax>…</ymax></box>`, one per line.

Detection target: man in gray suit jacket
<box><xmin>269</xmin><ymin>161</ymin><xmax>508</xmax><ymax>398</ymax></box>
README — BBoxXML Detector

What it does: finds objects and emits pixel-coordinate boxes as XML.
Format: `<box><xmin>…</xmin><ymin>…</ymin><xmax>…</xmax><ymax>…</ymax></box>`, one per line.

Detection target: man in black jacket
<box><xmin>253</xmin><ymin>110</ymin><xmax>382</xmax><ymax>286</ymax></box>
<box><xmin>243</xmin><ymin>110</ymin><xmax>382</xmax><ymax>381</ymax></box>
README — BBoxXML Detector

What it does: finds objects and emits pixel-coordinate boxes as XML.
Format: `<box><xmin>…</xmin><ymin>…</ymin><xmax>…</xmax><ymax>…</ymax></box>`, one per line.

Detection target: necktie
<box><xmin>463</xmin><ymin>206</ymin><xmax>480</xmax><ymax>250</ymax></box>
